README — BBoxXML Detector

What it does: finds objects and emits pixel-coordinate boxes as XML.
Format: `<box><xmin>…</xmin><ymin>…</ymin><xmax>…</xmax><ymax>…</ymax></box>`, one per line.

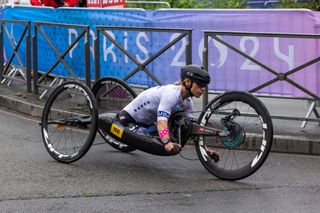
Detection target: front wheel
<box><xmin>196</xmin><ymin>91</ymin><xmax>273</xmax><ymax>180</ymax></box>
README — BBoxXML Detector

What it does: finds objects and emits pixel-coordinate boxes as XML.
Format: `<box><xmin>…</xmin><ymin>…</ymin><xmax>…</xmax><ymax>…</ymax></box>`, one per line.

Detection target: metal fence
<box><xmin>94</xmin><ymin>26</ymin><xmax>192</xmax><ymax>85</ymax></box>
<box><xmin>1</xmin><ymin>22</ymin><xmax>192</xmax><ymax>95</ymax></box>
<box><xmin>0</xmin><ymin>20</ymin><xmax>31</xmax><ymax>92</ymax></box>
<box><xmin>203</xmin><ymin>30</ymin><xmax>320</xmax><ymax>126</ymax></box>
<box><xmin>1</xmin><ymin>21</ymin><xmax>320</xmax><ymax>126</ymax></box>
<box><xmin>32</xmin><ymin>21</ymin><xmax>90</xmax><ymax>95</ymax></box>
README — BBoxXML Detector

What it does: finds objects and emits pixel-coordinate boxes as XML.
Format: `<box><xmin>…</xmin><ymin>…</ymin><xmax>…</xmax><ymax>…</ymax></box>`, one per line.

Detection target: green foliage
<box><xmin>276</xmin><ymin>0</ymin><xmax>320</xmax><ymax>11</ymax></box>
<box><xmin>166</xmin><ymin>0</ymin><xmax>198</xmax><ymax>8</ymax></box>
<box><xmin>166</xmin><ymin>0</ymin><xmax>248</xmax><ymax>8</ymax></box>
<box><xmin>126</xmin><ymin>0</ymin><xmax>319</xmax><ymax>11</ymax></box>
<box><xmin>212</xmin><ymin>0</ymin><xmax>248</xmax><ymax>8</ymax></box>
<box><xmin>126</xmin><ymin>1</ymin><xmax>171</xmax><ymax>10</ymax></box>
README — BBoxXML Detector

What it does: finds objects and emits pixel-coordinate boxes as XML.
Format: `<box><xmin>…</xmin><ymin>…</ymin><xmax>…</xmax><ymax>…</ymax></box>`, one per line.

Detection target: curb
<box><xmin>0</xmin><ymin>93</ymin><xmax>319</xmax><ymax>155</ymax></box>
<box><xmin>272</xmin><ymin>135</ymin><xmax>320</xmax><ymax>155</ymax></box>
<box><xmin>0</xmin><ymin>94</ymin><xmax>44</xmax><ymax>118</ymax></box>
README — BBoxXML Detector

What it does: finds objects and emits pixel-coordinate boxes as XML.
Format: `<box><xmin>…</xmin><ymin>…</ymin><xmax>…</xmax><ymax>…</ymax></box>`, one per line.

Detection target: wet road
<box><xmin>1</xmin><ymin>107</ymin><xmax>320</xmax><ymax>212</ymax></box>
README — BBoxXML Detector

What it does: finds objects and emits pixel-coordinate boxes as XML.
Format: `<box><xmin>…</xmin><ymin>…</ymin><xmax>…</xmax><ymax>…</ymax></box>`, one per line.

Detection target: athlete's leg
<box><xmin>117</xmin><ymin>110</ymin><xmax>136</xmax><ymax>126</ymax></box>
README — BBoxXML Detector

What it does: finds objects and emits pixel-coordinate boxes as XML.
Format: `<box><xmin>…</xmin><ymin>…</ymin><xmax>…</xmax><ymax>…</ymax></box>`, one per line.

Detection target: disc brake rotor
<box><xmin>221</xmin><ymin>122</ymin><xmax>246</xmax><ymax>149</ymax></box>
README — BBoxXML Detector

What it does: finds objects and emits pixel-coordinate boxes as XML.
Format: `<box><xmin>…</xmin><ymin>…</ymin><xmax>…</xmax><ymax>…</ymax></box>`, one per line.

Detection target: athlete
<box><xmin>118</xmin><ymin>64</ymin><xmax>219</xmax><ymax>161</ymax></box>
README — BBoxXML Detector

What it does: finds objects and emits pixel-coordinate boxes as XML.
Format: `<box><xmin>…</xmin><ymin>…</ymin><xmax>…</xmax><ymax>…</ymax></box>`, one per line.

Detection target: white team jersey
<box><xmin>123</xmin><ymin>84</ymin><xmax>193</xmax><ymax>125</ymax></box>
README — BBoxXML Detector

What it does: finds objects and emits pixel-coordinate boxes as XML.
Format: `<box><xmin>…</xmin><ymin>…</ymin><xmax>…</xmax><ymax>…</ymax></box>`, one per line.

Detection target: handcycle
<box><xmin>41</xmin><ymin>77</ymin><xmax>273</xmax><ymax>181</ymax></box>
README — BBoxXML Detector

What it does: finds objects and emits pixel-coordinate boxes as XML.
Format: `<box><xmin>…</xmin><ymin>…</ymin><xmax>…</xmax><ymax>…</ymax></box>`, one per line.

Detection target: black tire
<box><xmin>196</xmin><ymin>91</ymin><xmax>273</xmax><ymax>180</ymax></box>
<box><xmin>41</xmin><ymin>81</ymin><xmax>98</xmax><ymax>163</ymax></box>
<box><xmin>92</xmin><ymin>77</ymin><xmax>137</xmax><ymax>152</ymax></box>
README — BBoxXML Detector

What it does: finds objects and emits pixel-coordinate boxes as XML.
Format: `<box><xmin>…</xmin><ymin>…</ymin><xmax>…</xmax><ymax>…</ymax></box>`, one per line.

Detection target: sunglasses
<box><xmin>195</xmin><ymin>81</ymin><xmax>208</xmax><ymax>88</ymax></box>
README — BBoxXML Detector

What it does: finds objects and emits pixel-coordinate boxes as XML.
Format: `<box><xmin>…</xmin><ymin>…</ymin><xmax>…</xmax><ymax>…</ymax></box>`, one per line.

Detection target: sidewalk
<box><xmin>0</xmin><ymin>80</ymin><xmax>319</xmax><ymax>155</ymax></box>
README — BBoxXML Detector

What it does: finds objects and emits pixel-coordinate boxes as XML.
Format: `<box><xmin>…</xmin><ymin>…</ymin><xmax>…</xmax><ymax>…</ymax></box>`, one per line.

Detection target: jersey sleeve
<box><xmin>157</xmin><ymin>88</ymin><xmax>179</xmax><ymax>122</ymax></box>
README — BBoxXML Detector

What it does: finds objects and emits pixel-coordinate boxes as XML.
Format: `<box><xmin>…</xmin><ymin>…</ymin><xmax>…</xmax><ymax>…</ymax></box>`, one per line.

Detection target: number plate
<box><xmin>110</xmin><ymin>123</ymin><xmax>124</xmax><ymax>138</ymax></box>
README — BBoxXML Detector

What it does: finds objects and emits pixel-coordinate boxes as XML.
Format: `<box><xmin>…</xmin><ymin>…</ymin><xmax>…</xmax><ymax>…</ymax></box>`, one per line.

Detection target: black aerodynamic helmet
<box><xmin>180</xmin><ymin>64</ymin><xmax>210</xmax><ymax>84</ymax></box>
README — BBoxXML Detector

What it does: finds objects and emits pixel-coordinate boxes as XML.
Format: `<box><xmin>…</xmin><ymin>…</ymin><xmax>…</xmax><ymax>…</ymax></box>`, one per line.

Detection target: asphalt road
<box><xmin>1</xmin><ymin>107</ymin><xmax>320</xmax><ymax>213</ymax></box>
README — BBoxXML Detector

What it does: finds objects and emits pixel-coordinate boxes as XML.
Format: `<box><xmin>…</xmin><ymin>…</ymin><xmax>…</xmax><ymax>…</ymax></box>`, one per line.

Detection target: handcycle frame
<box><xmin>41</xmin><ymin>78</ymin><xmax>273</xmax><ymax>180</ymax></box>
<box><xmin>96</xmin><ymin>111</ymin><xmax>224</xmax><ymax>157</ymax></box>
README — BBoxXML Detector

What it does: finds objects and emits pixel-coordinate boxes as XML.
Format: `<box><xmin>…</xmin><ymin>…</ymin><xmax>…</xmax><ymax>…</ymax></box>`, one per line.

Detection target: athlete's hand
<box><xmin>165</xmin><ymin>142</ymin><xmax>181</xmax><ymax>154</ymax></box>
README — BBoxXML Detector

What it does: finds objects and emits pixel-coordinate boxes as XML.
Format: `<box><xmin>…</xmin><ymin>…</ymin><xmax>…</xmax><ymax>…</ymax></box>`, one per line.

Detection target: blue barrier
<box><xmin>2</xmin><ymin>6</ymin><xmax>320</xmax><ymax>96</ymax></box>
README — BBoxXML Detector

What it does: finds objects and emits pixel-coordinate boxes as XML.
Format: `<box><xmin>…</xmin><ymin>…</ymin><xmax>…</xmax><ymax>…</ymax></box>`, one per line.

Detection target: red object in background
<box><xmin>87</xmin><ymin>0</ymin><xmax>125</xmax><ymax>8</ymax></box>
<box><xmin>30</xmin><ymin>0</ymin><xmax>78</xmax><ymax>8</ymax></box>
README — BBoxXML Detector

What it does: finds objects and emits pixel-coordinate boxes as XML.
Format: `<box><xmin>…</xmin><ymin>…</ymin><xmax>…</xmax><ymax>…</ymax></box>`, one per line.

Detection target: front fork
<box><xmin>191</xmin><ymin>122</ymin><xmax>230</xmax><ymax>137</ymax></box>
<box><xmin>172</xmin><ymin>119</ymin><xmax>229</xmax><ymax>146</ymax></box>
<box><xmin>191</xmin><ymin>108</ymin><xmax>240</xmax><ymax>138</ymax></box>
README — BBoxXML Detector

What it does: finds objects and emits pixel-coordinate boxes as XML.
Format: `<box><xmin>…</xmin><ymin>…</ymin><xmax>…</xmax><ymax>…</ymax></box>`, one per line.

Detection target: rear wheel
<box><xmin>41</xmin><ymin>81</ymin><xmax>98</xmax><ymax>163</ymax></box>
<box><xmin>92</xmin><ymin>77</ymin><xmax>137</xmax><ymax>152</ymax></box>
<box><xmin>196</xmin><ymin>91</ymin><xmax>273</xmax><ymax>180</ymax></box>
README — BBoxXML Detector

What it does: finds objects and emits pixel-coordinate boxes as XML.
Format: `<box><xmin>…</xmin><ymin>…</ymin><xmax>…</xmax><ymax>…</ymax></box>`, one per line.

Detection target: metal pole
<box><xmin>202</xmin><ymin>32</ymin><xmax>209</xmax><ymax>109</ymax></box>
<box><xmin>186</xmin><ymin>30</ymin><xmax>192</xmax><ymax>65</ymax></box>
<box><xmin>85</xmin><ymin>26</ymin><xmax>90</xmax><ymax>88</ymax></box>
<box><xmin>26</xmin><ymin>21</ymin><xmax>31</xmax><ymax>93</ymax></box>
<box><xmin>301</xmin><ymin>101</ymin><xmax>316</xmax><ymax>128</ymax></box>
<box><xmin>94</xmin><ymin>29</ymin><xmax>100</xmax><ymax>82</ymax></box>
<box><xmin>32</xmin><ymin>24</ymin><xmax>39</xmax><ymax>94</ymax></box>
<box><xmin>0</xmin><ymin>21</ymin><xmax>3</xmax><ymax>82</ymax></box>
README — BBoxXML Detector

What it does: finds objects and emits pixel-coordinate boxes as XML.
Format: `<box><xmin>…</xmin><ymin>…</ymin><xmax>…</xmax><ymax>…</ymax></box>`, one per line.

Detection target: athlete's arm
<box><xmin>157</xmin><ymin>120</ymin><xmax>180</xmax><ymax>154</ymax></box>
<box><xmin>156</xmin><ymin>87</ymin><xmax>182</xmax><ymax>154</ymax></box>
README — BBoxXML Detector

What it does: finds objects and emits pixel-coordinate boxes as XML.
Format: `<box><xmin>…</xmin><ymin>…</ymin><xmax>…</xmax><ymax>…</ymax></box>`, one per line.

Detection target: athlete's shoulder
<box><xmin>161</xmin><ymin>84</ymin><xmax>181</xmax><ymax>96</ymax></box>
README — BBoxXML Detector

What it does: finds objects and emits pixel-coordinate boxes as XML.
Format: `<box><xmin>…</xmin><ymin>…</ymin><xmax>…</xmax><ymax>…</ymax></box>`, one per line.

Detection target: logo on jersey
<box><xmin>157</xmin><ymin>111</ymin><xmax>170</xmax><ymax>118</ymax></box>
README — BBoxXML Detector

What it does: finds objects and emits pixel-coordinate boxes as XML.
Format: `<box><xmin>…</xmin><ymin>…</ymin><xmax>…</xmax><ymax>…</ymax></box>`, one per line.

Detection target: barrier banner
<box><xmin>2</xmin><ymin>7</ymin><xmax>320</xmax><ymax>97</ymax></box>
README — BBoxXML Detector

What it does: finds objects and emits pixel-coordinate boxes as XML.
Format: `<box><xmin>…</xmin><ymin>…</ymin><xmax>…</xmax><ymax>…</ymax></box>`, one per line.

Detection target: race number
<box><xmin>110</xmin><ymin>123</ymin><xmax>124</xmax><ymax>138</ymax></box>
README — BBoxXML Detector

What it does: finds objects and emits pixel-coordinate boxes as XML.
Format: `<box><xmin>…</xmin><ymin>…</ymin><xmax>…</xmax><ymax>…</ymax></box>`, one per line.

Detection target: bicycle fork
<box><xmin>191</xmin><ymin>122</ymin><xmax>230</xmax><ymax>138</ymax></box>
